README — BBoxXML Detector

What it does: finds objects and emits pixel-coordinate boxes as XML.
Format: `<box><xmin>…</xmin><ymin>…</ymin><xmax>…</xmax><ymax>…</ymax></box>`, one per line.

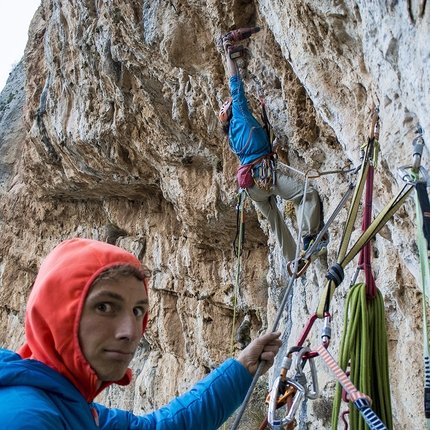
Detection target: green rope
<box><xmin>332</xmin><ymin>283</ymin><xmax>393</xmax><ymax>429</ymax></box>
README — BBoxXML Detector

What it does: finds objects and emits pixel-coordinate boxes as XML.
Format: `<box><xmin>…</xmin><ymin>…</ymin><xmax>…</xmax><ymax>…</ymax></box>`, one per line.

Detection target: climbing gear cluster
<box><xmin>230</xmin><ymin>108</ymin><xmax>429</xmax><ymax>430</ymax></box>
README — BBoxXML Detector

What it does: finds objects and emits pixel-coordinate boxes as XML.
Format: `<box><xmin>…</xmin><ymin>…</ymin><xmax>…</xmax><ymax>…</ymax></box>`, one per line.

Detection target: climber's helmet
<box><xmin>219</xmin><ymin>97</ymin><xmax>232</xmax><ymax>122</ymax></box>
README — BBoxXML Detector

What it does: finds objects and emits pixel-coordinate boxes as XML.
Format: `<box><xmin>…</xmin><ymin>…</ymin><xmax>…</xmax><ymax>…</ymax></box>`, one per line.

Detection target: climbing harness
<box><xmin>398</xmin><ymin>126</ymin><xmax>430</xmax><ymax>427</ymax></box>
<box><xmin>252</xmin><ymin>154</ymin><xmax>277</xmax><ymax>191</ymax></box>
<box><xmin>236</xmin><ymin>152</ymin><xmax>277</xmax><ymax>189</ymax></box>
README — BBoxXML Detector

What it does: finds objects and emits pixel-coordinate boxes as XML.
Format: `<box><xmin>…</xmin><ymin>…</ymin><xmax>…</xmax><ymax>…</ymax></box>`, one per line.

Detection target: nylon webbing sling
<box><xmin>317</xmin><ymin>344</ymin><xmax>388</xmax><ymax>430</ymax></box>
<box><xmin>317</xmin><ymin>181</ymin><xmax>414</xmax><ymax>317</ymax></box>
<box><xmin>416</xmin><ymin>181</ymin><xmax>430</xmax><ymax>249</ymax></box>
<box><xmin>316</xmin><ymin>128</ymin><xmax>414</xmax><ymax>317</ymax></box>
<box><xmin>411</xmin><ymin>169</ymin><xmax>430</xmax><ymax>425</ymax></box>
<box><xmin>316</xmin><ymin>117</ymin><xmax>377</xmax><ymax>318</ymax></box>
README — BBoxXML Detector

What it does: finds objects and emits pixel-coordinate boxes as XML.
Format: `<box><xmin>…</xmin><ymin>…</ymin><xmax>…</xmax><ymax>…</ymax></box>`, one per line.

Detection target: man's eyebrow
<box><xmin>136</xmin><ymin>298</ymin><xmax>149</xmax><ymax>305</ymax></box>
<box><xmin>89</xmin><ymin>291</ymin><xmax>149</xmax><ymax>305</ymax></box>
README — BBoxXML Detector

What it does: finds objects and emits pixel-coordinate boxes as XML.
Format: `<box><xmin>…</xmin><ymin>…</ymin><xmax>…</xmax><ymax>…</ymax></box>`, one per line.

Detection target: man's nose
<box><xmin>116</xmin><ymin>312</ymin><xmax>140</xmax><ymax>341</ymax></box>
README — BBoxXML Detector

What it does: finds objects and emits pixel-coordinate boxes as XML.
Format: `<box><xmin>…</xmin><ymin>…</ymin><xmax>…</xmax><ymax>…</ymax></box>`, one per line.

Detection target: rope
<box><xmin>230</xmin><ymin>191</ymin><xmax>247</xmax><ymax>357</ymax></box>
<box><xmin>331</xmin><ymin>283</ymin><xmax>392</xmax><ymax>429</ymax></box>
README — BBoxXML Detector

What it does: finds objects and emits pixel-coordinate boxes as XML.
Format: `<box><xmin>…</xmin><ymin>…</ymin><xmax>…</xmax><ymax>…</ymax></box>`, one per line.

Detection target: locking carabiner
<box><xmin>293</xmin><ymin>347</ymin><xmax>319</xmax><ymax>400</ymax></box>
<box><xmin>267</xmin><ymin>377</ymin><xmax>305</xmax><ymax>429</ymax></box>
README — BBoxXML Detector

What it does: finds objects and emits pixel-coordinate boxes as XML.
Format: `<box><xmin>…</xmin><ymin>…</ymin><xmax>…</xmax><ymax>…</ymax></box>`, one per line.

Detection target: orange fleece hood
<box><xmin>18</xmin><ymin>238</ymin><xmax>149</xmax><ymax>402</ymax></box>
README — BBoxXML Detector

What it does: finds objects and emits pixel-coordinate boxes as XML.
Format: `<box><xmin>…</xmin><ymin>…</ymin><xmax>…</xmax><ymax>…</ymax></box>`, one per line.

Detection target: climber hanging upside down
<box><xmin>219</xmin><ymin>37</ymin><xmax>327</xmax><ymax>261</ymax></box>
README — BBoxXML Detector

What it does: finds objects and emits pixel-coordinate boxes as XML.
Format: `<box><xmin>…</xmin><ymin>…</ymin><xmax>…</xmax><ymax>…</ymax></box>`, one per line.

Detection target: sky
<box><xmin>0</xmin><ymin>0</ymin><xmax>41</xmax><ymax>91</ymax></box>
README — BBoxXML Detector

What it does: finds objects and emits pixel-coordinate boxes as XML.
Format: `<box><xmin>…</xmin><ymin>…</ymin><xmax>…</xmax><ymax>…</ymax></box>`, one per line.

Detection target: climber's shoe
<box><xmin>302</xmin><ymin>233</ymin><xmax>329</xmax><ymax>261</ymax></box>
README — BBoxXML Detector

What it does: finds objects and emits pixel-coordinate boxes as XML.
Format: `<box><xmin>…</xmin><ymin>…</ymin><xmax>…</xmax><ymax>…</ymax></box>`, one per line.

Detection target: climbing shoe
<box><xmin>302</xmin><ymin>233</ymin><xmax>329</xmax><ymax>261</ymax></box>
<box><xmin>302</xmin><ymin>235</ymin><xmax>315</xmax><ymax>253</ymax></box>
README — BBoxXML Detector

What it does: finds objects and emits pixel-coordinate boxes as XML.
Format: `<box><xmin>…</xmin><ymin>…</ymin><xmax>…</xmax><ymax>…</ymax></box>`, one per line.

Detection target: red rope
<box><xmin>358</xmin><ymin>163</ymin><xmax>377</xmax><ymax>300</ymax></box>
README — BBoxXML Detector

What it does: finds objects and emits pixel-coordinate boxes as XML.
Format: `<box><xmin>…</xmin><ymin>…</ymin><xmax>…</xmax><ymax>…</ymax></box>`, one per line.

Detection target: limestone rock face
<box><xmin>0</xmin><ymin>0</ymin><xmax>429</xmax><ymax>428</ymax></box>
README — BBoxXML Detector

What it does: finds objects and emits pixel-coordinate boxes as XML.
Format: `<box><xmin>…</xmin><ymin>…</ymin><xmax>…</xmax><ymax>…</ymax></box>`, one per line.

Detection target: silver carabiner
<box><xmin>293</xmin><ymin>347</ymin><xmax>319</xmax><ymax>400</ymax></box>
<box><xmin>397</xmin><ymin>164</ymin><xmax>430</xmax><ymax>186</ymax></box>
<box><xmin>412</xmin><ymin>135</ymin><xmax>424</xmax><ymax>173</ymax></box>
<box><xmin>267</xmin><ymin>377</ymin><xmax>305</xmax><ymax>429</ymax></box>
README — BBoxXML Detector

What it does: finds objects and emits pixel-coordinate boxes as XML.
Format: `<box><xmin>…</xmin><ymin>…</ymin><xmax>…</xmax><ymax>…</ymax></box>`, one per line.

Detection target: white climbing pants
<box><xmin>246</xmin><ymin>169</ymin><xmax>321</xmax><ymax>261</ymax></box>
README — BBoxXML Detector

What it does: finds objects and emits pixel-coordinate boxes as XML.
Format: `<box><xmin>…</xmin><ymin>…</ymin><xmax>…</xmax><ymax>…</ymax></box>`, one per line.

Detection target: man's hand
<box><xmin>223</xmin><ymin>37</ymin><xmax>233</xmax><ymax>55</ymax></box>
<box><xmin>237</xmin><ymin>331</ymin><xmax>282</xmax><ymax>377</ymax></box>
<box><xmin>222</xmin><ymin>38</ymin><xmax>239</xmax><ymax>77</ymax></box>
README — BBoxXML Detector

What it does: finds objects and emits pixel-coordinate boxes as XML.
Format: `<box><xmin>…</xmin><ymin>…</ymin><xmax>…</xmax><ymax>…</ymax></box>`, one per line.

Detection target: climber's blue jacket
<box><xmin>0</xmin><ymin>238</ymin><xmax>252</xmax><ymax>429</ymax></box>
<box><xmin>0</xmin><ymin>349</ymin><xmax>251</xmax><ymax>429</ymax></box>
<box><xmin>228</xmin><ymin>74</ymin><xmax>272</xmax><ymax>165</ymax></box>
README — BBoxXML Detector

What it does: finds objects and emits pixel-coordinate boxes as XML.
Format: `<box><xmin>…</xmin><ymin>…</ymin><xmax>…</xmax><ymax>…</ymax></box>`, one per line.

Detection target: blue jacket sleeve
<box><xmin>228</xmin><ymin>75</ymin><xmax>272</xmax><ymax>164</ymax></box>
<box><xmin>230</xmin><ymin>74</ymin><xmax>262</xmax><ymax>130</ymax></box>
<box><xmin>96</xmin><ymin>358</ymin><xmax>252</xmax><ymax>430</ymax></box>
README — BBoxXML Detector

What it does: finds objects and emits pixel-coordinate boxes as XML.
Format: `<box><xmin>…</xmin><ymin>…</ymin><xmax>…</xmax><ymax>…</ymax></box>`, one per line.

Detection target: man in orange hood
<box><xmin>0</xmin><ymin>238</ymin><xmax>281</xmax><ymax>429</ymax></box>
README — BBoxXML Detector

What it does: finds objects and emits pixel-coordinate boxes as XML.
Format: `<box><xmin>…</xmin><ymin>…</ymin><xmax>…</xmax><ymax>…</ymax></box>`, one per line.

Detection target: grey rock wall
<box><xmin>0</xmin><ymin>0</ymin><xmax>429</xmax><ymax>428</ymax></box>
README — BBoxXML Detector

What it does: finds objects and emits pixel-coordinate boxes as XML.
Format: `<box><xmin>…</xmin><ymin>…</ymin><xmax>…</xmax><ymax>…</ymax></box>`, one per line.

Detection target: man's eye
<box><xmin>97</xmin><ymin>303</ymin><xmax>113</xmax><ymax>312</ymax></box>
<box><xmin>133</xmin><ymin>307</ymin><xmax>145</xmax><ymax>317</ymax></box>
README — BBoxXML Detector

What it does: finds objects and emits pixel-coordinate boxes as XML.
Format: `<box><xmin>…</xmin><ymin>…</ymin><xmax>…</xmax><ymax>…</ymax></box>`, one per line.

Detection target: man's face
<box><xmin>79</xmin><ymin>274</ymin><xmax>149</xmax><ymax>382</ymax></box>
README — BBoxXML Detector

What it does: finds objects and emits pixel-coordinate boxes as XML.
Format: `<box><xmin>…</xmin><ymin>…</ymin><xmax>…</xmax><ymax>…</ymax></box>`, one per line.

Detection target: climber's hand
<box><xmin>237</xmin><ymin>331</ymin><xmax>282</xmax><ymax>377</ymax></box>
<box><xmin>223</xmin><ymin>37</ymin><xmax>233</xmax><ymax>55</ymax></box>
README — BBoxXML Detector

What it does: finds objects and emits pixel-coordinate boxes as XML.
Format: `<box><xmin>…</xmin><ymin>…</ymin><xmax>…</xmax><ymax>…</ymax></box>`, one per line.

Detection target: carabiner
<box><xmin>304</xmin><ymin>168</ymin><xmax>321</xmax><ymax>179</ymax></box>
<box><xmin>412</xmin><ymin>133</ymin><xmax>425</xmax><ymax>173</ymax></box>
<box><xmin>286</xmin><ymin>257</ymin><xmax>310</xmax><ymax>278</ymax></box>
<box><xmin>397</xmin><ymin>164</ymin><xmax>430</xmax><ymax>185</ymax></box>
<box><xmin>293</xmin><ymin>347</ymin><xmax>319</xmax><ymax>400</ymax></box>
<box><xmin>265</xmin><ymin>379</ymin><xmax>297</xmax><ymax>409</ymax></box>
<box><xmin>321</xmin><ymin>314</ymin><xmax>332</xmax><ymax>347</ymax></box>
<box><xmin>267</xmin><ymin>377</ymin><xmax>305</xmax><ymax>429</ymax></box>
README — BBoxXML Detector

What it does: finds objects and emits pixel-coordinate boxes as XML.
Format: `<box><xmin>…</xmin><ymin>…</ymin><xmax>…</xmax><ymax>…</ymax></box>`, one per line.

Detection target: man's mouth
<box><xmin>105</xmin><ymin>350</ymin><xmax>135</xmax><ymax>360</ymax></box>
